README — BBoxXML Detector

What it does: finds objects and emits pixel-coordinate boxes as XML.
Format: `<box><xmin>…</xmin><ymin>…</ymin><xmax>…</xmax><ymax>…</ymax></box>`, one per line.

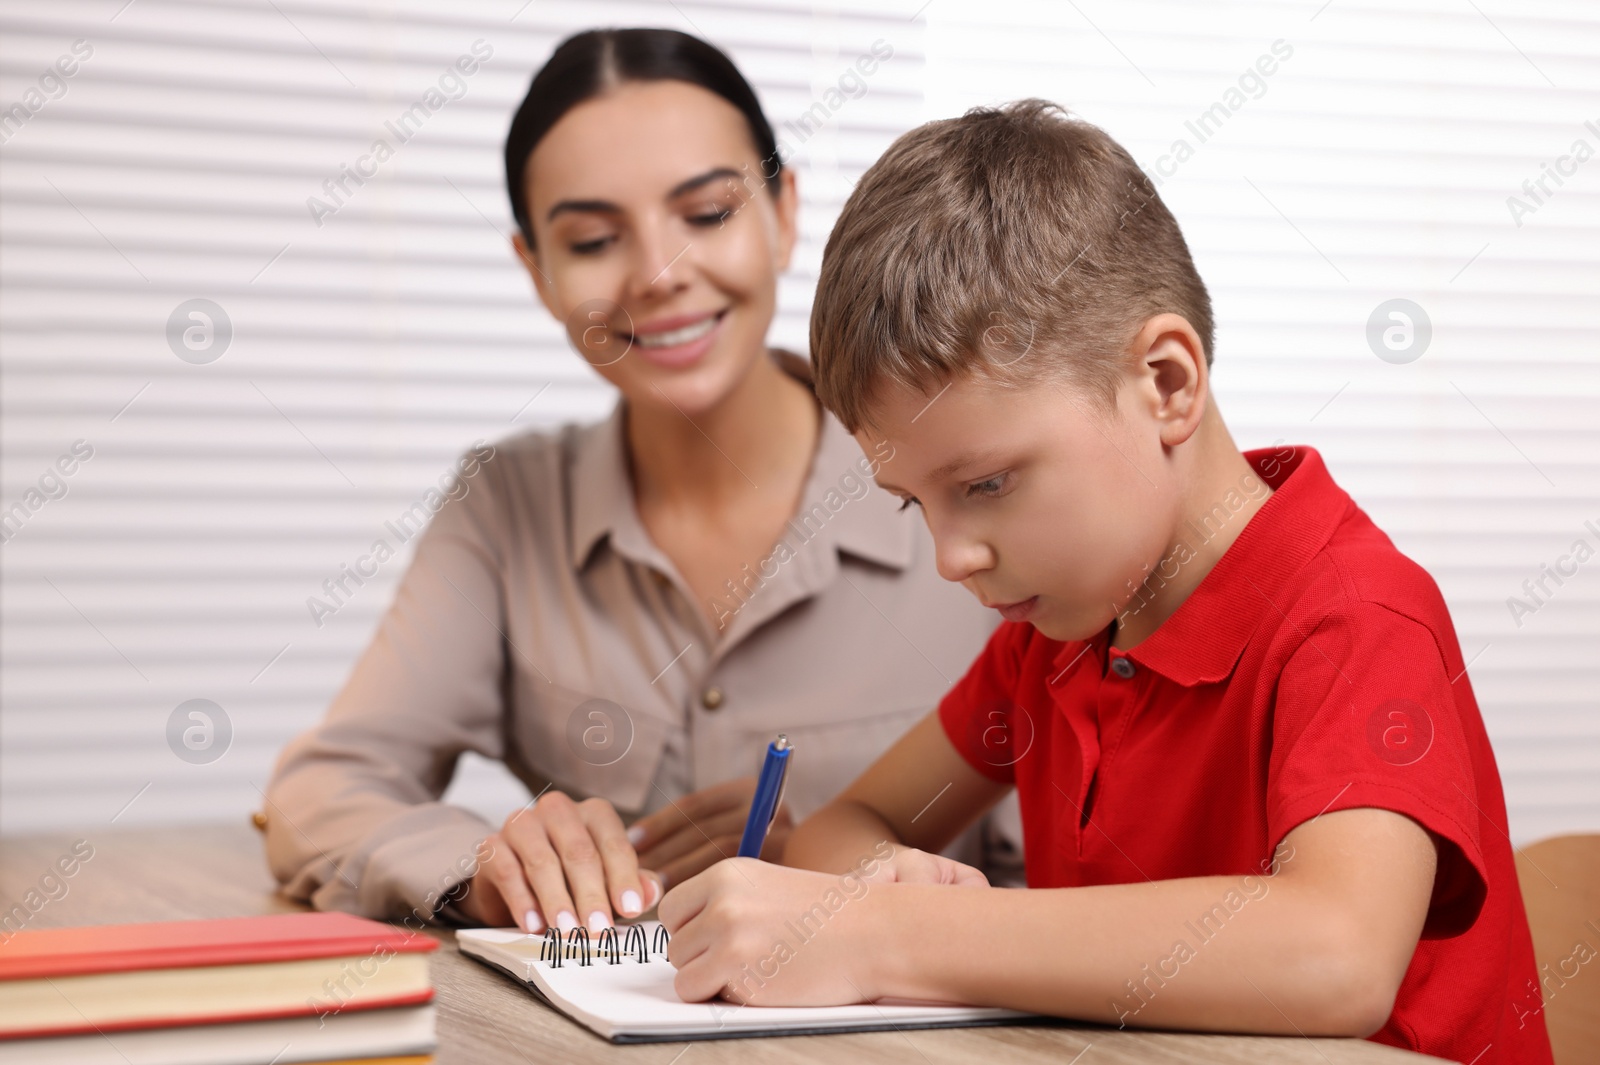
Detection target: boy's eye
<box><xmin>688</xmin><ymin>207</ymin><xmax>733</xmax><ymax>227</ymax></box>
<box><xmin>569</xmin><ymin>235</ymin><xmax>613</xmax><ymax>255</ymax></box>
<box><xmin>897</xmin><ymin>496</ymin><xmax>921</xmax><ymax>512</ymax></box>
<box><xmin>966</xmin><ymin>473</ymin><xmax>1010</xmax><ymax>498</ymax></box>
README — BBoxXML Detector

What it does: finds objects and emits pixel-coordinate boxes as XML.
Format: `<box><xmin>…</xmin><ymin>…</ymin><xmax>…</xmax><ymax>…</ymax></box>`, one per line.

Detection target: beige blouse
<box><xmin>264</xmin><ymin>354</ymin><xmax>1022</xmax><ymax>921</ymax></box>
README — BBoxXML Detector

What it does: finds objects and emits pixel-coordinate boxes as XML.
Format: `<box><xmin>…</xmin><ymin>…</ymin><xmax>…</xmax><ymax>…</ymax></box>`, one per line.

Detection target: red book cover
<box><xmin>0</xmin><ymin>912</ymin><xmax>437</xmax><ymax>981</ymax></box>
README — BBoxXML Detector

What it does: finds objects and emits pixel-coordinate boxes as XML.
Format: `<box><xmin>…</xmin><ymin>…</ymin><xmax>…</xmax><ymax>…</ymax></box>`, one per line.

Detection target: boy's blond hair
<box><xmin>811</xmin><ymin>98</ymin><xmax>1214</xmax><ymax>431</ymax></box>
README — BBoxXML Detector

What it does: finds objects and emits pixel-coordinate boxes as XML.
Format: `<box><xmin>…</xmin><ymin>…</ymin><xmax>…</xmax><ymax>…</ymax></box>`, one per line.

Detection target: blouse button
<box><xmin>1110</xmin><ymin>657</ymin><xmax>1137</xmax><ymax>679</ymax></box>
<box><xmin>701</xmin><ymin>687</ymin><xmax>726</xmax><ymax>711</ymax></box>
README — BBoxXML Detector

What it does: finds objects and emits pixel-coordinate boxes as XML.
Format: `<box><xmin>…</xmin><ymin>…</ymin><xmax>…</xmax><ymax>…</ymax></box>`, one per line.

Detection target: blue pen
<box><xmin>736</xmin><ymin>734</ymin><xmax>793</xmax><ymax>859</ymax></box>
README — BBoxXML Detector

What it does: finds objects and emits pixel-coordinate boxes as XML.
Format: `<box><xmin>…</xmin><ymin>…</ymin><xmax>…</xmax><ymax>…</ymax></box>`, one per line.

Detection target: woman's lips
<box><xmin>624</xmin><ymin>309</ymin><xmax>728</xmax><ymax>369</ymax></box>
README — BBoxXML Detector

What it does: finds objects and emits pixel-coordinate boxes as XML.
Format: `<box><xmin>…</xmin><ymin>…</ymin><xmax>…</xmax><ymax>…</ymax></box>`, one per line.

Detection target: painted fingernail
<box><xmin>587</xmin><ymin>910</ymin><xmax>611</xmax><ymax>932</ymax></box>
<box><xmin>621</xmin><ymin>889</ymin><xmax>642</xmax><ymax>916</ymax></box>
<box><xmin>626</xmin><ymin>825</ymin><xmax>646</xmax><ymax>847</ymax></box>
<box><xmin>523</xmin><ymin>909</ymin><xmax>544</xmax><ymax>934</ymax></box>
<box><xmin>556</xmin><ymin>910</ymin><xmax>578</xmax><ymax>932</ymax></box>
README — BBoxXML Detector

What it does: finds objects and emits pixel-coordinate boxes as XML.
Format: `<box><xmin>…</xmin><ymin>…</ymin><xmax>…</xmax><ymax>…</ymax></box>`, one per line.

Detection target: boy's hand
<box><xmin>660</xmin><ymin>858</ymin><xmax>884</xmax><ymax>1006</ymax></box>
<box><xmin>858</xmin><ymin>844</ymin><xmax>989</xmax><ymax>888</ymax></box>
<box><xmin>659</xmin><ymin>846</ymin><xmax>987</xmax><ymax>1007</ymax></box>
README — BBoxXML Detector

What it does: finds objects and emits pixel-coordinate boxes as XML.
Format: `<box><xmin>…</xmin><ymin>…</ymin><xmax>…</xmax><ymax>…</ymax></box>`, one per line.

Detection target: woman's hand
<box><xmin>460</xmin><ymin>791</ymin><xmax>661</xmax><ymax>934</ymax></box>
<box><xmin>457</xmin><ymin>777</ymin><xmax>791</xmax><ymax>934</ymax></box>
<box><xmin>628</xmin><ymin>776</ymin><xmax>792</xmax><ymax>892</ymax></box>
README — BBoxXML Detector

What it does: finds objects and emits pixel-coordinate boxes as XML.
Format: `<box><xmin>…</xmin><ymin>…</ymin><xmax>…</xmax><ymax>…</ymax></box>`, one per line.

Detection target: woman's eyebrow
<box><xmin>545</xmin><ymin>167</ymin><xmax>746</xmax><ymax>223</ymax></box>
<box><xmin>666</xmin><ymin>166</ymin><xmax>745</xmax><ymax>199</ymax></box>
<box><xmin>547</xmin><ymin>197</ymin><xmax>620</xmax><ymax>222</ymax></box>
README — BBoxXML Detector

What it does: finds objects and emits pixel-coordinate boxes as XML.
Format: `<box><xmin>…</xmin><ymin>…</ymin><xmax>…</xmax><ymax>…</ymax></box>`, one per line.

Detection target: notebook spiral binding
<box><xmin>538</xmin><ymin>923</ymin><xmax>670</xmax><ymax>968</ymax></box>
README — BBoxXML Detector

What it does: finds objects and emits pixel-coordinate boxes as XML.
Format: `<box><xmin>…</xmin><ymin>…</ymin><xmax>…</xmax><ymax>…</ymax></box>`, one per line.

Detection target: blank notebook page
<box><xmin>457</xmin><ymin>925</ymin><xmax>1031</xmax><ymax>1043</ymax></box>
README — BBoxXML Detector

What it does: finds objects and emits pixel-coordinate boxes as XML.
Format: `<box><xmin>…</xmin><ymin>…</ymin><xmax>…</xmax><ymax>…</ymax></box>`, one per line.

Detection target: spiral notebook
<box><xmin>457</xmin><ymin>923</ymin><xmax>1033</xmax><ymax>1043</ymax></box>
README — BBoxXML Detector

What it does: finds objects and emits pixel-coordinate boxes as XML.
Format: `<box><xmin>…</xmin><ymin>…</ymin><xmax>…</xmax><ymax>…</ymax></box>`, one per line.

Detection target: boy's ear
<box><xmin>1129</xmin><ymin>313</ymin><xmax>1208</xmax><ymax>448</ymax></box>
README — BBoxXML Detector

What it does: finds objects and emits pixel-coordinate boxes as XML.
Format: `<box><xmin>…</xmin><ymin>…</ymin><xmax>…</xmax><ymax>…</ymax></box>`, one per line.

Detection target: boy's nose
<box><xmin>934</xmin><ymin>534</ymin><xmax>995</xmax><ymax>585</ymax></box>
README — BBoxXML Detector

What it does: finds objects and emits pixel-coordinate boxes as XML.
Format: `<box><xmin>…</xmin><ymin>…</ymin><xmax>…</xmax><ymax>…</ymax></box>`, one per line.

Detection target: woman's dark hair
<box><xmin>504</xmin><ymin>28</ymin><xmax>782</xmax><ymax>246</ymax></box>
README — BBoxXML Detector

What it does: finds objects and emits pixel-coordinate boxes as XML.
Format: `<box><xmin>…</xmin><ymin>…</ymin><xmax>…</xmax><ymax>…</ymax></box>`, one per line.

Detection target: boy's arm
<box><xmin>782</xmin><ymin>709</ymin><xmax>1012</xmax><ymax>874</ymax></box>
<box><xmin>863</xmin><ymin>804</ymin><xmax>1436</xmax><ymax>1035</ymax></box>
<box><xmin>664</xmin><ymin>720</ymin><xmax>1437</xmax><ymax>1036</ymax></box>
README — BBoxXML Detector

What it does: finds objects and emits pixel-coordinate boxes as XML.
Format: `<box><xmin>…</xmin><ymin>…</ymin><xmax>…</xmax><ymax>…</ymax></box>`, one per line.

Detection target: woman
<box><xmin>264</xmin><ymin>28</ymin><xmax>1018</xmax><ymax>937</ymax></box>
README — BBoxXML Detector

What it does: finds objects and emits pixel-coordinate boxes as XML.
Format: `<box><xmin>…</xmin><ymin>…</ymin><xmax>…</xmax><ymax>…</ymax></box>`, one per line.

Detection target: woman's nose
<box><xmin>625</xmin><ymin>224</ymin><xmax>691</xmax><ymax>301</ymax></box>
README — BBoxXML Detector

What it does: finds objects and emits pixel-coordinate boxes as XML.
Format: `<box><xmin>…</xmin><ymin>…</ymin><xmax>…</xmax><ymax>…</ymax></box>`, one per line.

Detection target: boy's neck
<box><xmin>1110</xmin><ymin>408</ymin><xmax>1273</xmax><ymax>650</ymax></box>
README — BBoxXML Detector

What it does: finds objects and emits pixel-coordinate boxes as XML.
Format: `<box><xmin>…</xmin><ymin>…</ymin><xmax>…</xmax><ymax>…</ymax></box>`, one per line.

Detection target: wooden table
<box><xmin>0</xmin><ymin>826</ymin><xmax>1447</xmax><ymax>1065</ymax></box>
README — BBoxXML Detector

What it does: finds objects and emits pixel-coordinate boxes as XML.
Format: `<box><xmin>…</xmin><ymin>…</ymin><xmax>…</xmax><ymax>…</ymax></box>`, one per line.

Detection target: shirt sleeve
<box><xmin>263</xmin><ymin>443</ymin><xmax>507</xmax><ymax>923</ymax></box>
<box><xmin>1268</xmin><ymin>600</ymin><xmax>1488</xmax><ymax>938</ymax></box>
<box><xmin>938</xmin><ymin>621</ymin><xmax>1035</xmax><ymax>785</ymax></box>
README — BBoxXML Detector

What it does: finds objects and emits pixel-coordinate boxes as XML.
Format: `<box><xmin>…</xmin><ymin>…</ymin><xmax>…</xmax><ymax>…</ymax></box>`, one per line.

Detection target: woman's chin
<box><xmin>618</xmin><ymin>339</ymin><xmax>762</xmax><ymax>416</ymax></box>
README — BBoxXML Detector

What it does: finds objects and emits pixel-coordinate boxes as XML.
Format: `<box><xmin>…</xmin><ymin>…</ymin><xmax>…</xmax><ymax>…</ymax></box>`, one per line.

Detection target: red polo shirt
<box><xmin>939</xmin><ymin>445</ymin><xmax>1551</xmax><ymax>1065</ymax></box>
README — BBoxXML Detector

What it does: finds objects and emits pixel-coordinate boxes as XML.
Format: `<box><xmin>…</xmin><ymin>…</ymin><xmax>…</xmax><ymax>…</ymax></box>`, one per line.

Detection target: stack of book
<box><xmin>0</xmin><ymin>912</ymin><xmax>437</xmax><ymax>1064</ymax></box>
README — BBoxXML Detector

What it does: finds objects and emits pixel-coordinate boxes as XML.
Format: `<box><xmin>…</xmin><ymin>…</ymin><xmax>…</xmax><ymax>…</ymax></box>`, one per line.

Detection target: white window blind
<box><xmin>4</xmin><ymin>0</ymin><xmax>1595</xmax><ymax>846</ymax></box>
<box><xmin>0</xmin><ymin>0</ymin><xmax>926</xmax><ymax>831</ymax></box>
<box><xmin>919</xmin><ymin>0</ymin><xmax>1600</xmax><ymax>842</ymax></box>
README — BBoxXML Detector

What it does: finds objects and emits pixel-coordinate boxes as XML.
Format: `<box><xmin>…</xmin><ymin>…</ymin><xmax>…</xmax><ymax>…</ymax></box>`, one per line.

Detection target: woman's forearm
<box><xmin>783</xmin><ymin>797</ymin><xmax>904</xmax><ymax>873</ymax></box>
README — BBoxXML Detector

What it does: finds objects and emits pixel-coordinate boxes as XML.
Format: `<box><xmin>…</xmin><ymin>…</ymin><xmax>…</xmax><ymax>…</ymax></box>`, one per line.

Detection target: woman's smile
<box><xmin>625</xmin><ymin>308</ymin><xmax>729</xmax><ymax>368</ymax></box>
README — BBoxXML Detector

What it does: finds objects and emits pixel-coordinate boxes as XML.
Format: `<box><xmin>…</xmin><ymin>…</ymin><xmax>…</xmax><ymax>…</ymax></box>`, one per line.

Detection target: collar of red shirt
<box><xmin>1064</xmin><ymin>445</ymin><xmax>1357</xmax><ymax>687</ymax></box>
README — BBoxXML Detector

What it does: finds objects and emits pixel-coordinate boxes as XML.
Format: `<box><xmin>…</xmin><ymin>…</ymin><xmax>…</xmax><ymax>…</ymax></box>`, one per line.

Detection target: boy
<box><xmin>658</xmin><ymin>100</ymin><xmax>1551</xmax><ymax>1064</ymax></box>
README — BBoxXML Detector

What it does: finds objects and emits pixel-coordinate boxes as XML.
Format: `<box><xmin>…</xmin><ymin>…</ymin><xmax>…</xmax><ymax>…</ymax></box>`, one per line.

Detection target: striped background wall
<box><xmin>2</xmin><ymin>0</ymin><xmax>1596</xmax><ymax>843</ymax></box>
